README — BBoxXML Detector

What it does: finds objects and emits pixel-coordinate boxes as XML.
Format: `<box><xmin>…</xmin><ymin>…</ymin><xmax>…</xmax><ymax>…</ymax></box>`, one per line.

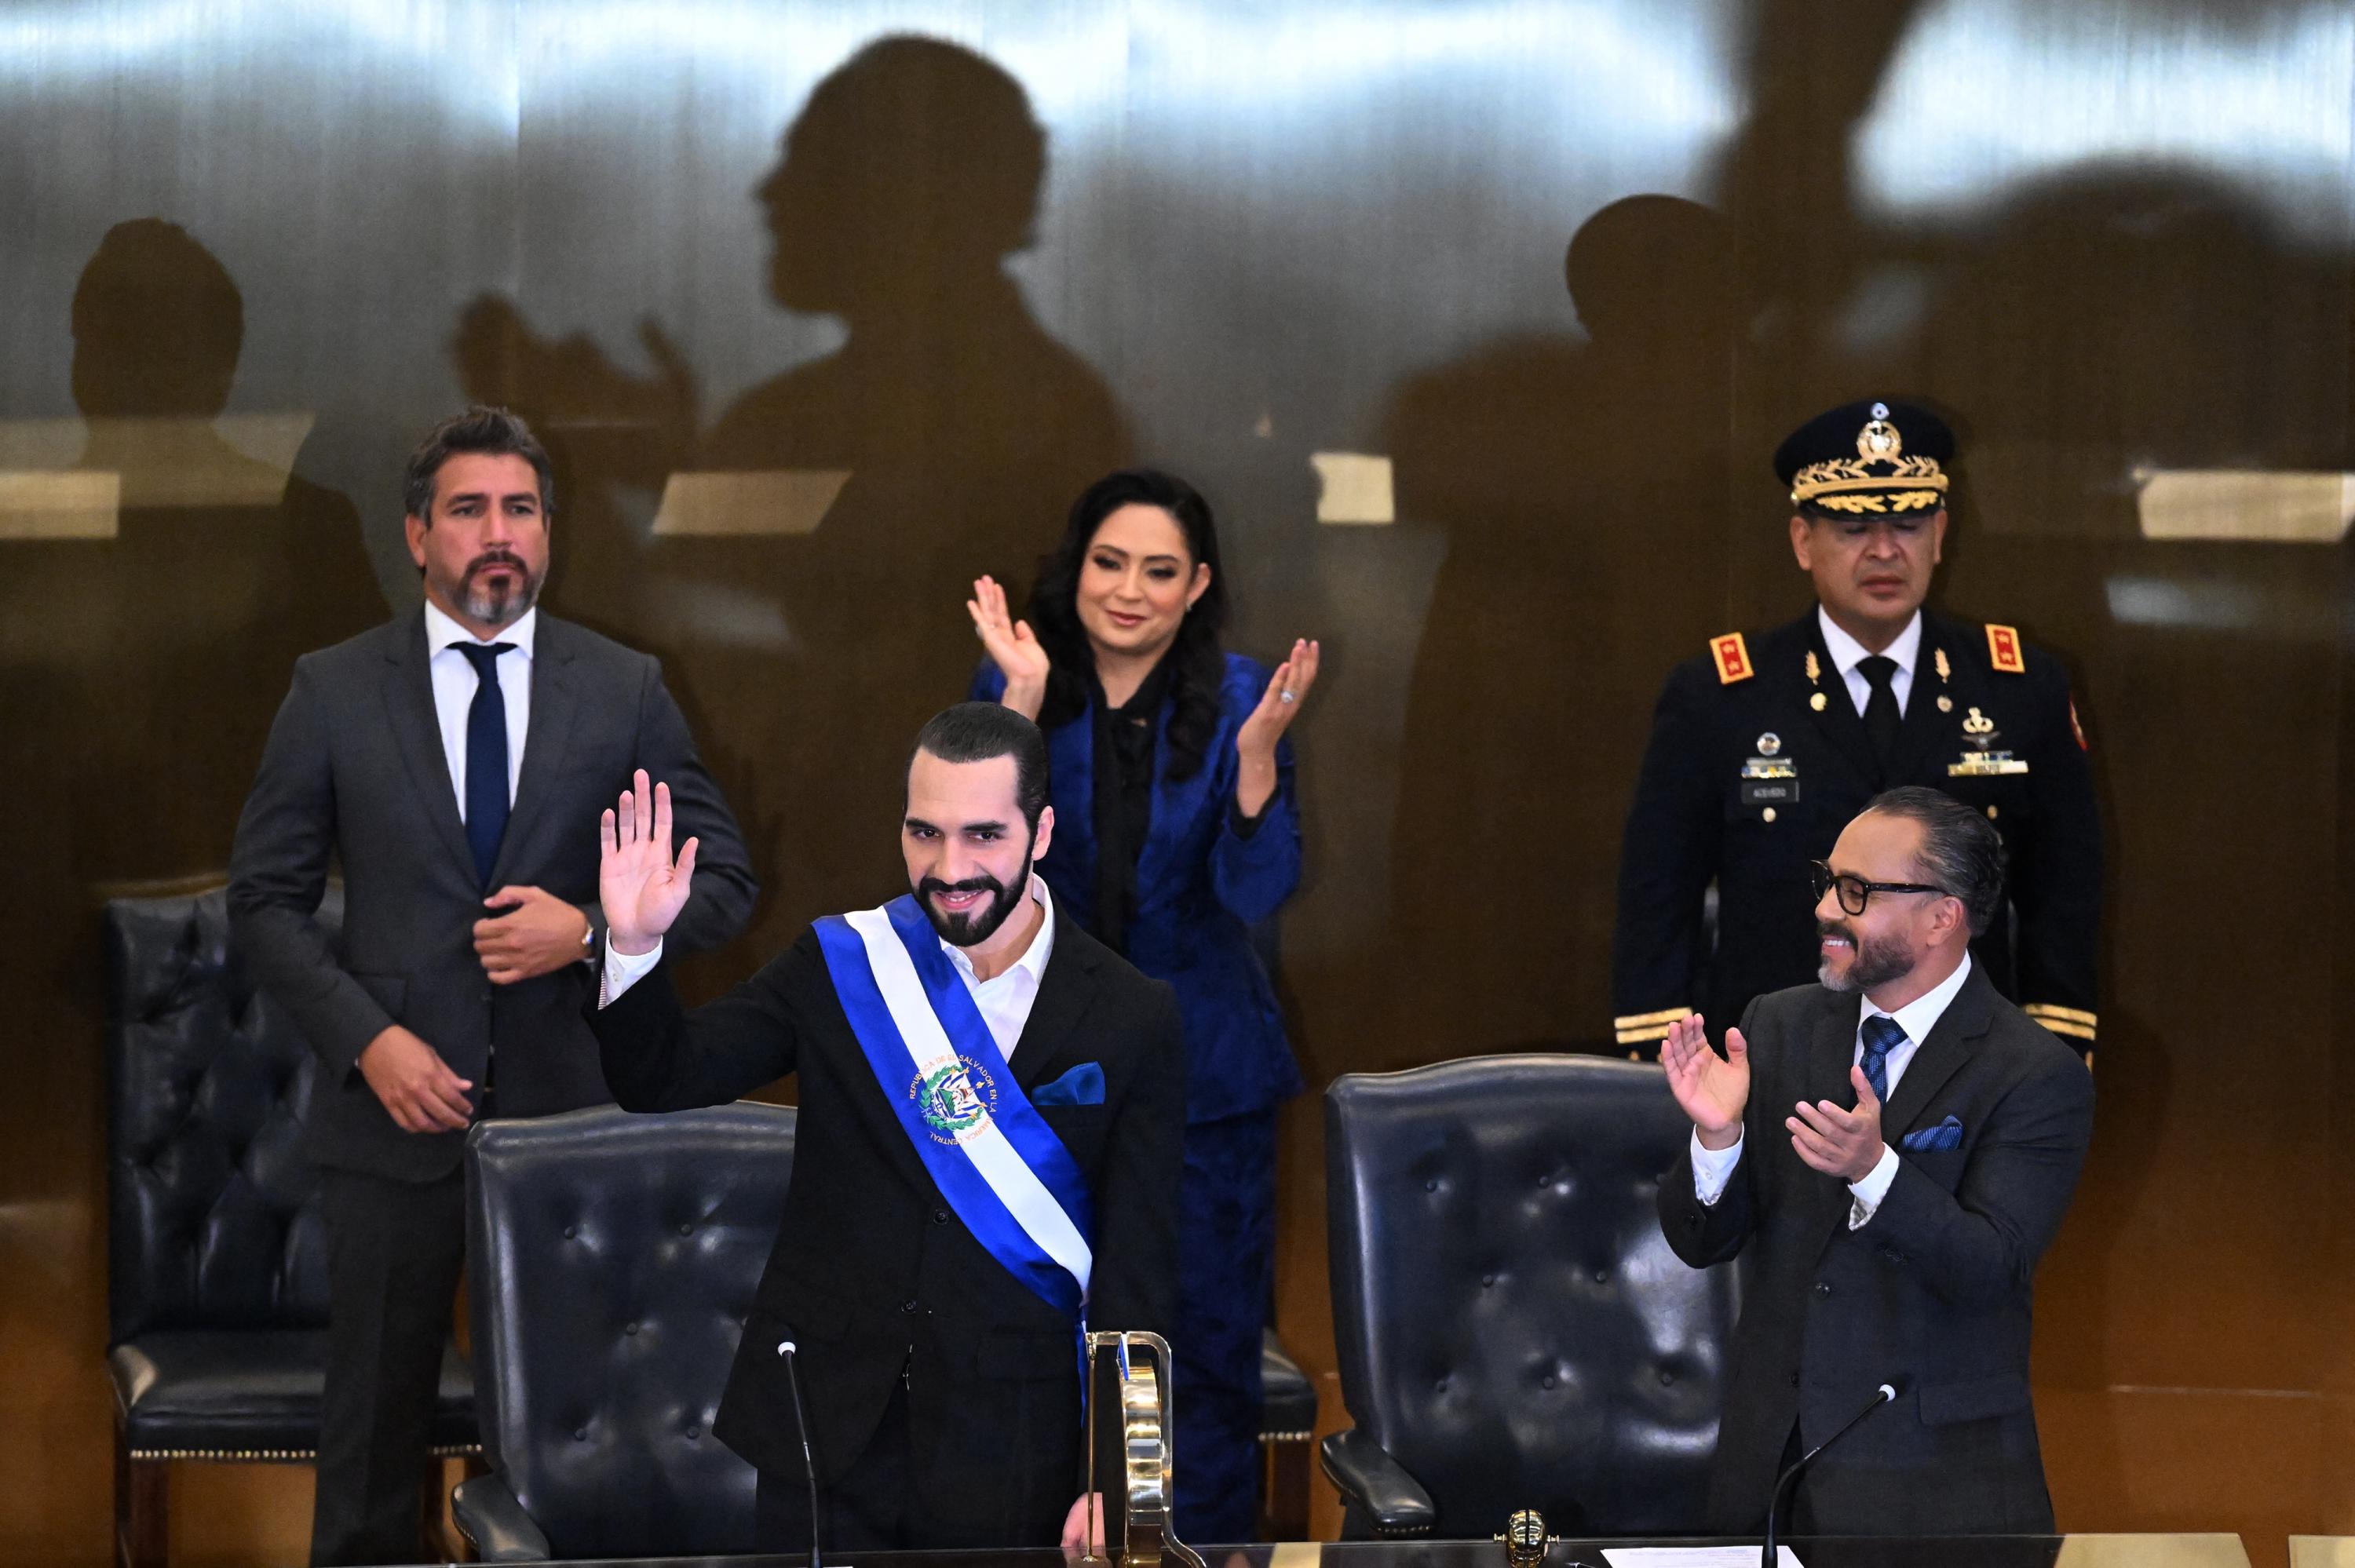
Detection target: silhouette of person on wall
<box><xmin>27</xmin><ymin>218</ymin><xmax>380</xmax><ymax>884</ymax></box>
<box><xmin>1381</xmin><ymin>195</ymin><xmax>1738</xmax><ymax>1056</ymax></box>
<box><xmin>455</xmin><ymin>36</ymin><xmax>1129</xmax><ymax>930</ymax></box>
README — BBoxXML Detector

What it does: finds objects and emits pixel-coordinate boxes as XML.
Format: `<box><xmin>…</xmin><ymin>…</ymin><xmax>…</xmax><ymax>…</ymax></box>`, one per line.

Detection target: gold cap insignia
<box><xmin>1791</xmin><ymin>400</ymin><xmax>1950</xmax><ymax>515</ymax></box>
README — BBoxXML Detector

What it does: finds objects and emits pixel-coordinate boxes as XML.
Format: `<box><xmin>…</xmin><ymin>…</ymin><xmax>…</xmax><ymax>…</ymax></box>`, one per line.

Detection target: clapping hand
<box><xmin>1788</xmin><ymin>1066</ymin><xmax>1886</xmax><ymax>1181</ymax></box>
<box><xmin>600</xmin><ymin>769</ymin><xmax>699</xmax><ymax>956</ymax></box>
<box><xmin>1662</xmin><ymin>1013</ymin><xmax>1749</xmax><ymax>1150</ymax></box>
<box><xmin>968</xmin><ymin>574</ymin><xmax>1050</xmax><ymax>720</ymax></box>
<box><xmin>1235</xmin><ymin>639</ymin><xmax>1320</xmax><ymax>817</ymax></box>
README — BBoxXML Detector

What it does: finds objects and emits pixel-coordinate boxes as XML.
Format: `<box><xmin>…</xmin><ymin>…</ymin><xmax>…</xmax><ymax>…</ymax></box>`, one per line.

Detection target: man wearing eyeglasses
<box><xmin>1658</xmin><ymin>786</ymin><xmax>2093</xmax><ymax>1533</ymax></box>
<box><xmin>1611</xmin><ymin>399</ymin><xmax>2102</xmax><ymax>1063</ymax></box>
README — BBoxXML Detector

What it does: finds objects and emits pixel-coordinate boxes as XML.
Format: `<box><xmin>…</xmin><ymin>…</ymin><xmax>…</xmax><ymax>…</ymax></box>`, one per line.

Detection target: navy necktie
<box><xmin>1860</xmin><ymin>1012</ymin><xmax>1905</xmax><ymax>1102</ymax></box>
<box><xmin>455</xmin><ymin>642</ymin><xmax>515</xmax><ymax>888</ymax></box>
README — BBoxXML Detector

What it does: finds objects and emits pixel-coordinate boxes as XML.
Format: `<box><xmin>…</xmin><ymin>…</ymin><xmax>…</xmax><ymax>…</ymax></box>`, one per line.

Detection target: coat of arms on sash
<box><xmin>911</xmin><ymin>1056</ymin><xmax>1001</xmax><ymax>1146</ymax></box>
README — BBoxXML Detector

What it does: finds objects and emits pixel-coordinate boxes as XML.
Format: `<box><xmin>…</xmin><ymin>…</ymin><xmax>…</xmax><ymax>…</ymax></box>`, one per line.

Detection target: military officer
<box><xmin>1612</xmin><ymin>399</ymin><xmax>2102</xmax><ymax>1061</ymax></box>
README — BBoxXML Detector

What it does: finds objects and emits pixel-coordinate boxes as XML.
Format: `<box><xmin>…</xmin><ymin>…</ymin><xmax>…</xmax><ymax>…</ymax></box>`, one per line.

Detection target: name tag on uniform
<box><xmin>1740</xmin><ymin>779</ymin><xmax>1799</xmax><ymax>805</ymax></box>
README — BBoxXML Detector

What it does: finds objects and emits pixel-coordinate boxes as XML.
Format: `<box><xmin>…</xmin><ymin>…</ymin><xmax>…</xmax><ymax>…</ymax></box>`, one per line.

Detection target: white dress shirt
<box><xmin>423</xmin><ymin>600</ymin><xmax>534</xmax><ymax>817</ymax></box>
<box><xmin>603</xmin><ymin>875</ymin><xmax>1058</xmax><ymax>1064</ymax></box>
<box><xmin>1689</xmin><ymin>950</ymin><xmax>1974</xmax><ymax>1229</ymax></box>
<box><xmin>1817</xmin><ymin>605</ymin><xmax>1921</xmax><ymax>720</ymax></box>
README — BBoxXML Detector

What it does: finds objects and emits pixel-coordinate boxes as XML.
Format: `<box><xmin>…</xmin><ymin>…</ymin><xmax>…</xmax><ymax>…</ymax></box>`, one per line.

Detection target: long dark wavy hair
<box><xmin>1026</xmin><ymin>469</ymin><xmax>1229</xmax><ymax>782</ymax></box>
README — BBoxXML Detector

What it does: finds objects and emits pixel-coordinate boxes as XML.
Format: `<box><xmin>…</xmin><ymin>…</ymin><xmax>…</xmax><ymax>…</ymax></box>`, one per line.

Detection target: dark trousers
<box><xmin>754</xmin><ymin>1370</ymin><xmax>1078</xmax><ymax>1552</ymax></box>
<box><xmin>1171</xmin><ymin>1110</ymin><xmax>1276</xmax><ymax>1544</ymax></box>
<box><xmin>310</xmin><ymin>1166</ymin><xmax>466</xmax><ymax>1566</ymax></box>
<box><xmin>754</xmin><ymin>1378</ymin><xmax>918</xmax><ymax>1553</ymax></box>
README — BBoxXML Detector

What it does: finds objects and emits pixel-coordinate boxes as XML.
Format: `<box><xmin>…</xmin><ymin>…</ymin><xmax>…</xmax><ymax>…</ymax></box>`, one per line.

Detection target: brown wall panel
<box><xmin>2</xmin><ymin>2</ymin><xmax>2347</xmax><ymax>1562</ymax></box>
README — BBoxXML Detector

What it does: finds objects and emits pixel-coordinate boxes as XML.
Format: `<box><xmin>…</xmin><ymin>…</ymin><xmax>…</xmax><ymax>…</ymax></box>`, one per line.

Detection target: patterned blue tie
<box><xmin>455</xmin><ymin>642</ymin><xmax>515</xmax><ymax>888</ymax></box>
<box><xmin>1859</xmin><ymin>1012</ymin><xmax>1905</xmax><ymax>1101</ymax></box>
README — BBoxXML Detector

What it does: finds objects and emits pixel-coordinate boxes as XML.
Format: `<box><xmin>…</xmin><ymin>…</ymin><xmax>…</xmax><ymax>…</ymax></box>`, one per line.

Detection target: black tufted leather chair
<box><xmin>104</xmin><ymin>884</ymin><xmax>477</xmax><ymax>1568</ymax></box>
<box><xmin>455</xmin><ymin>1102</ymin><xmax>796</xmax><ymax>1561</ymax></box>
<box><xmin>1320</xmin><ymin>1055</ymin><xmax>1738</xmax><ymax>1540</ymax></box>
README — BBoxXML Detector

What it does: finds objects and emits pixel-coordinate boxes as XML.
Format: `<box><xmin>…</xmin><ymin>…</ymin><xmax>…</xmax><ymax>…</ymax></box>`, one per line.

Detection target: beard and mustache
<box><xmin>915</xmin><ymin>841</ymin><xmax>1033</xmax><ymax>948</ymax></box>
<box><xmin>456</xmin><ymin>549</ymin><xmax>542</xmax><ymax>625</ymax></box>
<box><xmin>1816</xmin><ymin>917</ymin><xmax>1918</xmax><ymax>994</ymax></box>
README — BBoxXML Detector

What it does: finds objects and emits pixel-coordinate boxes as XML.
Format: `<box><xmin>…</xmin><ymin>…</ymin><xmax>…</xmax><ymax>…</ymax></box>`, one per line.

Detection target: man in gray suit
<box><xmin>1657</xmin><ymin>786</ymin><xmax>2093</xmax><ymax>1533</ymax></box>
<box><xmin>228</xmin><ymin>407</ymin><xmax>756</xmax><ymax>1564</ymax></box>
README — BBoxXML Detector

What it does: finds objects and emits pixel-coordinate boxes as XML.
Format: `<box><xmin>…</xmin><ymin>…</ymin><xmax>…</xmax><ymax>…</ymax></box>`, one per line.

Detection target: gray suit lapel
<box><xmin>382</xmin><ymin>609</ymin><xmax>476</xmax><ymax>879</ymax></box>
<box><xmin>491</xmin><ymin>619</ymin><xmax>579</xmax><ymax>888</ymax></box>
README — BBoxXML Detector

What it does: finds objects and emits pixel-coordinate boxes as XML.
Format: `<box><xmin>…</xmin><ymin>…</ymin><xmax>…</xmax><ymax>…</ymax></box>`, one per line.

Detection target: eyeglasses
<box><xmin>1809</xmin><ymin>859</ymin><xmax>1948</xmax><ymax>917</ymax></box>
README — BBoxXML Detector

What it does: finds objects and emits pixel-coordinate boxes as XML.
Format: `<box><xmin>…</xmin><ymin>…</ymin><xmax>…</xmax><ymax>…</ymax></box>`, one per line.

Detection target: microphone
<box><xmin>1762</xmin><ymin>1381</ymin><xmax>1898</xmax><ymax>1568</ymax></box>
<box><xmin>777</xmin><ymin>1340</ymin><xmax>835</xmax><ymax>1568</ymax></box>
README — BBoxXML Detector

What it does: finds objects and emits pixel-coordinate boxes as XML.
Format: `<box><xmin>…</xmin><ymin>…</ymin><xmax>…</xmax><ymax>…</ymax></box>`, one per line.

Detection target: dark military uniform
<box><xmin>1612</xmin><ymin>400</ymin><xmax>2103</xmax><ymax>1058</ymax></box>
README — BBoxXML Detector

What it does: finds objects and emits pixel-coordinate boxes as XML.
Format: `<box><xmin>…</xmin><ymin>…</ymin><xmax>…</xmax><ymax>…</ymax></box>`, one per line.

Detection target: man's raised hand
<box><xmin>601</xmin><ymin>768</ymin><xmax>699</xmax><ymax>956</ymax></box>
<box><xmin>1662</xmin><ymin>1013</ymin><xmax>1750</xmax><ymax>1150</ymax></box>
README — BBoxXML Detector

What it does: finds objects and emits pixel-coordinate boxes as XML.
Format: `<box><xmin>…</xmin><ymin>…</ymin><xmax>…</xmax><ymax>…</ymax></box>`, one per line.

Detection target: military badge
<box><xmin>1948</xmin><ymin>706</ymin><xmax>2029</xmax><ymax>777</ymax></box>
<box><xmin>1985</xmin><ymin>624</ymin><xmax>2026</xmax><ymax>675</ymax></box>
<box><xmin>1712</xmin><ymin>632</ymin><xmax>1754</xmax><ymax>684</ymax></box>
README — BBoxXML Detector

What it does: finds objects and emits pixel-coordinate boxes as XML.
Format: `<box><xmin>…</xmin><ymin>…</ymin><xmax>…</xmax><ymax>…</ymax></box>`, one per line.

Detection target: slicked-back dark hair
<box><xmin>1026</xmin><ymin>468</ymin><xmax>1228</xmax><ymax>781</ymax></box>
<box><xmin>402</xmin><ymin>405</ymin><xmax>555</xmax><ymax>523</ymax></box>
<box><xmin>911</xmin><ymin>702</ymin><xmax>1050</xmax><ymax>829</ymax></box>
<box><xmin>1864</xmin><ymin>786</ymin><xmax>2008</xmax><ymax>937</ymax></box>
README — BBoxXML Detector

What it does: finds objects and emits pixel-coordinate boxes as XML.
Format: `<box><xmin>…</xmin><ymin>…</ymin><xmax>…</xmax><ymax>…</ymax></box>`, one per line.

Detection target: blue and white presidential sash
<box><xmin>814</xmin><ymin>895</ymin><xmax>1094</xmax><ymax>1318</ymax></box>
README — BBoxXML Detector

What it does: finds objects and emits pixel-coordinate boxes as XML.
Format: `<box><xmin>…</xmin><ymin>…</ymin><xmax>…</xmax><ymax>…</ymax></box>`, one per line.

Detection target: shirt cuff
<box><xmin>1846</xmin><ymin>1144</ymin><xmax>1901</xmax><ymax>1229</ymax></box>
<box><xmin>1226</xmin><ymin>792</ymin><xmax>1268</xmax><ymax>839</ymax></box>
<box><xmin>600</xmin><ymin>938</ymin><xmax>664</xmax><ymax>1008</ymax></box>
<box><xmin>1689</xmin><ymin>1128</ymin><xmax>1743</xmax><ymax>1206</ymax></box>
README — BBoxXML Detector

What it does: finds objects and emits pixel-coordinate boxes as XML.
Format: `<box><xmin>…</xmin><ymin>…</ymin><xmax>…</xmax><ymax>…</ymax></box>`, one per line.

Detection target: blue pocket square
<box><xmin>1031</xmin><ymin>1063</ymin><xmax>1105</xmax><ymax>1107</ymax></box>
<box><xmin>1901</xmin><ymin>1115</ymin><xmax>1964</xmax><ymax>1153</ymax></box>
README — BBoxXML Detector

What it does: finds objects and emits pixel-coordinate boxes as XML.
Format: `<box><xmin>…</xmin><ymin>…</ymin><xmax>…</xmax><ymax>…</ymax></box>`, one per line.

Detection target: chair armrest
<box><xmin>1318</xmin><ymin>1428</ymin><xmax>1435</xmax><ymax>1536</ymax></box>
<box><xmin>452</xmin><ymin>1474</ymin><xmax>553</xmax><ymax>1562</ymax></box>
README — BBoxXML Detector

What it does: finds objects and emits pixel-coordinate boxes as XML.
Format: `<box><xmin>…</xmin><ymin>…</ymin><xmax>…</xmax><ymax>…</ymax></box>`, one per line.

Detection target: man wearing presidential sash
<box><xmin>587</xmin><ymin>702</ymin><xmax>1185</xmax><ymax>1552</ymax></box>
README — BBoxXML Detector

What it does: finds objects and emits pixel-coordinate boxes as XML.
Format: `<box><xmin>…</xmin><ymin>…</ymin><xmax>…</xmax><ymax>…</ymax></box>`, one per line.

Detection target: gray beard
<box><xmin>461</xmin><ymin>572</ymin><xmax>540</xmax><ymax>629</ymax></box>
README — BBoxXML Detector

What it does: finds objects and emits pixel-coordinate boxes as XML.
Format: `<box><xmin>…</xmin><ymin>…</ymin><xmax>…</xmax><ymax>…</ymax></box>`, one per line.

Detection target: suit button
<box><xmin>903</xmin><ymin>1300</ymin><xmax>918</xmax><ymax>1314</ymax></box>
<box><xmin>625</xmin><ymin>1322</ymin><xmax>639</xmax><ymax>1336</ymax></box>
<box><xmin>1790</xmin><ymin>1373</ymin><xmax>1801</xmax><ymax>1387</ymax></box>
<box><xmin>1813</xmin><ymin>1282</ymin><xmax>1832</xmax><ymax>1297</ymax></box>
<box><xmin>685</xmin><ymin>1425</ymin><xmax>699</xmax><ymax>1439</ymax></box>
<box><xmin>933</xmin><ymin>1210</ymin><xmax>950</xmax><ymax>1225</ymax></box>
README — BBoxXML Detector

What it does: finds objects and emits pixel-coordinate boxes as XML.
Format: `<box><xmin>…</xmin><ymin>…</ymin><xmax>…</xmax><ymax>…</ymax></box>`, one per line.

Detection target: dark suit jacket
<box><xmin>1614</xmin><ymin>608</ymin><xmax>2103</xmax><ymax>1054</ymax></box>
<box><xmin>589</xmin><ymin>913</ymin><xmax>1185</xmax><ymax>1527</ymax></box>
<box><xmin>228</xmin><ymin>607</ymin><xmax>757</xmax><ymax>1181</ymax></box>
<box><xmin>1658</xmin><ymin>965</ymin><xmax>2094</xmax><ymax>1533</ymax></box>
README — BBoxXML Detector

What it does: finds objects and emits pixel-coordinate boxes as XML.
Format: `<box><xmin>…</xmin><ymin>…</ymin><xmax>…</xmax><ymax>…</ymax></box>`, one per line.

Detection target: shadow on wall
<box><xmin>457</xmin><ymin>35</ymin><xmax>1131</xmax><ymax>936</ymax></box>
<box><xmin>0</xmin><ymin>217</ymin><xmax>379</xmax><ymax>888</ymax></box>
<box><xmin>1377</xmin><ymin>195</ymin><xmax>1739</xmax><ymax>1060</ymax></box>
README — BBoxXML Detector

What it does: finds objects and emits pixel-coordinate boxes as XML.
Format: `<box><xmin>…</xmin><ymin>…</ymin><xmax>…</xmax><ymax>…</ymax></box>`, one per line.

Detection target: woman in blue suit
<box><xmin>966</xmin><ymin>468</ymin><xmax>1319</xmax><ymax>1543</ymax></box>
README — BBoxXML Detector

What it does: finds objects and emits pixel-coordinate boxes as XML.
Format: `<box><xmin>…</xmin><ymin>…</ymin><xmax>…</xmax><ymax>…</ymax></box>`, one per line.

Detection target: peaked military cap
<box><xmin>1774</xmin><ymin>398</ymin><xmax>1954</xmax><ymax>517</ymax></box>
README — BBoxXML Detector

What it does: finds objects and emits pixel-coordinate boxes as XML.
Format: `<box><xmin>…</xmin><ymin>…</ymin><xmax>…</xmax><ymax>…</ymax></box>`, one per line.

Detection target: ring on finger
<box><xmin>1279</xmin><ymin>689</ymin><xmax>1296</xmax><ymax>703</ymax></box>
